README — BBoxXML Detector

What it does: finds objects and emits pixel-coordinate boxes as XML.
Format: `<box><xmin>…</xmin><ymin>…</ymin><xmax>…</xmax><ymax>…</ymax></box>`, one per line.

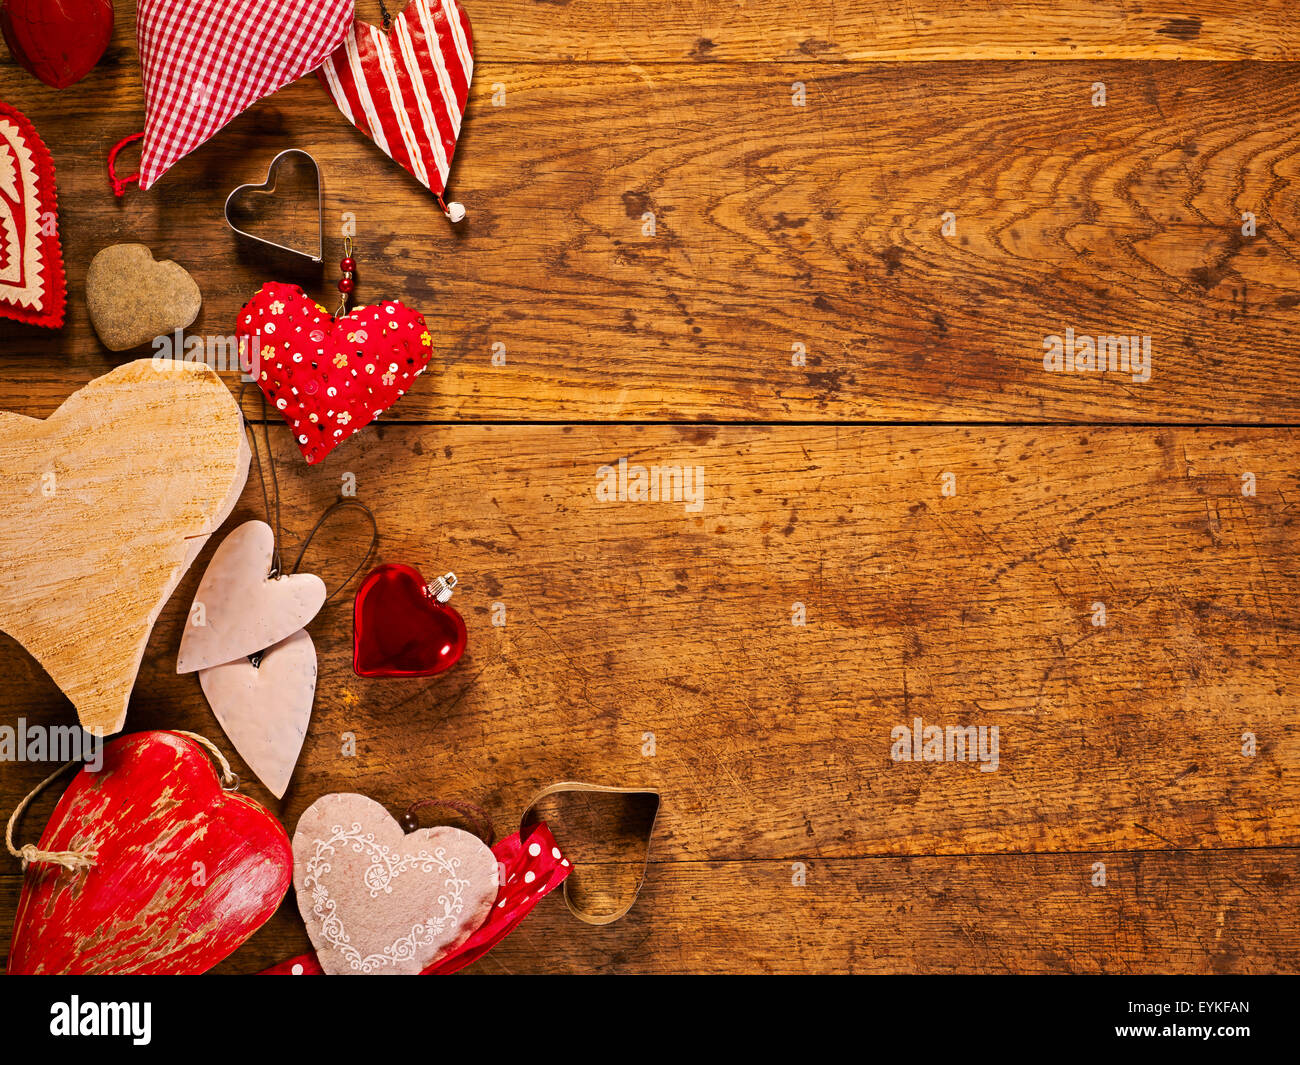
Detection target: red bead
<box><xmin>338</xmin><ymin>277</ymin><xmax>354</xmax><ymax>294</ymax></box>
<box><xmin>340</xmin><ymin>257</ymin><xmax>355</xmax><ymax>273</ymax></box>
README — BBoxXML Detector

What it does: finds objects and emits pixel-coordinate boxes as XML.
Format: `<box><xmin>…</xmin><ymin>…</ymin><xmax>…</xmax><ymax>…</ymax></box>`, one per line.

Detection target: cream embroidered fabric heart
<box><xmin>293</xmin><ymin>793</ymin><xmax>498</xmax><ymax>975</ymax></box>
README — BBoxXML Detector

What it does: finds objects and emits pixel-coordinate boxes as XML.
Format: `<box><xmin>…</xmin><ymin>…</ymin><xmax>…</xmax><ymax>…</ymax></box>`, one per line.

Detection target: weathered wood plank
<box><xmin>2</xmin><ymin>57</ymin><xmax>1298</xmax><ymax>422</ymax></box>
<box><xmin>476</xmin><ymin>0</ymin><xmax>1300</xmax><ymax>63</ymax></box>
<box><xmin>5</xmin><ymin>847</ymin><xmax>1297</xmax><ymax>973</ymax></box>
<box><xmin>32</xmin><ymin>0</ymin><xmax>1300</xmax><ymax>68</ymax></box>
<box><xmin>0</xmin><ymin>425</ymin><xmax>1294</xmax><ymax>862</ymax></box>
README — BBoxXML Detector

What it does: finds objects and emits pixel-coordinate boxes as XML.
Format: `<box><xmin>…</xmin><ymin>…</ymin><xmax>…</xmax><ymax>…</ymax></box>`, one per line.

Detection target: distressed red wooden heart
<box><xmin>237</xmin><ymin>282</ymin><xmax>433</xmax><ymax>464</ymax></box>
<box><xmin>0</xmin><ymin>0</ymin><xmax>113</xmax><ymax>89</ymax></box>
<box><xmin>6</xmin><ymin>731</ymin><xmax>292</xmax><ymax>975</ymax></box>
<box><xmin>0</xmin><ymin>99</ymin><xmax>66</xmax><ymax>328</ymax></box>
<box><xmin>317</xmin><ymin>0</ymin><xmax>473</xmax><ymax>203</ymax></box>
<box><xmin>353</xmin><ymin>563</ymin><xmax>467</xmax><ymax>678</ymax></box>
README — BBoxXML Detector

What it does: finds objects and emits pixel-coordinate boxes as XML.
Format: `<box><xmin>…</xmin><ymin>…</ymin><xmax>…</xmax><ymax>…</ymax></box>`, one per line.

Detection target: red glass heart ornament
<box><xmin>353</xmin><ymin>564</ymin><xmax>467</xmax><ymax>678</ymax></box>
<box><xmin>0</xmin><ymin>0</ymin><xmax>113</xmax><ymax>89</ymax></box>
<box><xmin>237</xmin><ymin>282</ymin><xmax>433</xmax><ymax>464</ymax></box>
<box><xmin>0</xmin><ymin>100</ymin><xmax>66</xmax><ymax>329</ymax></box>
<box><xmin>6</xmin><ymin>731</ymin><xmax>292</xmax><ymax>975</ymax></box>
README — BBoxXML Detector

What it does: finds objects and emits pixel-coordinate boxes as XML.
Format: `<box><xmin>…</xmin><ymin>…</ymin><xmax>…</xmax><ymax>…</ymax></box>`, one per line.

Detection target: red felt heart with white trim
<box><xmin>0</xmin><ymin>99</ymin><xmax>65</xmax><ymax>328</ymax></box>
<box><xmin>317</xmin><ymin>0</ymin><xmax>473</xmax><ymax>202</ymax></box>
<box><xmin>236</xmin><ymin>282</ymin><xmax>433</xmax><ymax>465</ymax></box>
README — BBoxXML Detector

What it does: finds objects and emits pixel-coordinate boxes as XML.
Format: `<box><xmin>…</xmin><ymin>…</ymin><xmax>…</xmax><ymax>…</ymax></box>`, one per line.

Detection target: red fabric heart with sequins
<box><xmin>237</xmin><ymin>282</ymin><xmax>433</xmax><ymax>464</ymax></box>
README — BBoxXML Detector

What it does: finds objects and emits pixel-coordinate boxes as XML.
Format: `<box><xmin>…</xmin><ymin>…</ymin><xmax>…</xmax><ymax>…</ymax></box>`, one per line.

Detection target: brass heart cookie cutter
<box><xmin>224</xmin><ymin>149</ymin><xmax>324</xmax><ymax>264</ymax></box>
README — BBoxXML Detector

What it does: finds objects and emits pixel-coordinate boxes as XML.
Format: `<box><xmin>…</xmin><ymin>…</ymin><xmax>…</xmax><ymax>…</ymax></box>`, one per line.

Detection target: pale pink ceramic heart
<box><xmin>178</xmin><ymin>520</ymin><xmax>326</xmax><ymax>674</ymax></box>
<box><xmin>293</xmin><ymin>793</ymin><xmax>498</xmax><ymax>975</ymax></box>
<box><xmin>199</xmin><ymin>629</ymin><xmax>316</xmax><ymax>799</ymax></box>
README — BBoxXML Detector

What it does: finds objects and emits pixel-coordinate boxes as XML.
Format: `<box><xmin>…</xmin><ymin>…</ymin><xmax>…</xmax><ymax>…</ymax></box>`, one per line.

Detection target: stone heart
<box><xmin>85</xmin><ymin>243</ymin><xmax>202</xmax><ymax>351</ymax></box>
<box><xmin>177</xmin><ymin>520</ymin><xmax>326</xmax><ymax>674</ymax></box>
<box><xmin>7</xmin><ymin>731</ymin><xmax>292</xmax><ymax>974</ymax></box>
<box><xmin>237</xmin><ymin>282</ymin><xmax>433</xmax><ymax>464</ymax></box>
<box><xmin>293</xmin><ymin>792</ymin><xmax>498</xmax><ymax>975</ymax></box>
<box><xmin>0</xmin><ymin>99</ymin><xmax>66</xmax><ymax>328</ymax></box>
<box><xmin>199</xmin><ymin>629</ymin><xmax>316</xmax><ymax>799</ymax></box>
<box><xmin>0</xmin><ymin>360</ymin><xmax>249</xmax><ymax>734</ymax></box>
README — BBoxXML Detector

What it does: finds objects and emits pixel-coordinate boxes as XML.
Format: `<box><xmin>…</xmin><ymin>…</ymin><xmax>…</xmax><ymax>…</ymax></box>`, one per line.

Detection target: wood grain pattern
<box><xmin>4</xmin><ymin>847</ymin><xmax>1298</xmax><ymax>973</ymax></box>
<box><xmin>1</xmin><ymin>425</ymin><xmax>1294</xmax><ymax>862</ymax></box>
<box><xmin>2</xmin><ymin>48</ymin><xmax>1299</xmax><ymax>421</ymax></box>
<box><xmin>2</xmin><ymin>3</ymin><xmax>1298</xmax><ymax>976</ymax></box>
<box><xmin>474</xmin><ymin>1</ymin><xmax>1300</xmax><ymax>63</ymax></box>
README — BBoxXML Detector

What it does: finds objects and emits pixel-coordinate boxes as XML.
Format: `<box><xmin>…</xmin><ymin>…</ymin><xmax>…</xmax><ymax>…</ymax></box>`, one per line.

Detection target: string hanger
<box><xmin>106</xmin><ymin>132</ymin><xmax>144</xmax><ymax>198</ymax></box>
<box><xmin>5</xmin><ymin>731</ymin><xmax>238</xmax><ymax>874</ymax></box>
<box><xmin>238</xmin><ymin>380</ymin><xmax>379</xmax><ymax>601</ymax></box>
<box><xmin>334</xmin><ymin>235</ymin><xmax>355</xmax><ymax>319</ymax></box>
<box><xmin>400</xmin><ymin>797</ymin><xmax>495</xmax><ymax>844</ymax></box>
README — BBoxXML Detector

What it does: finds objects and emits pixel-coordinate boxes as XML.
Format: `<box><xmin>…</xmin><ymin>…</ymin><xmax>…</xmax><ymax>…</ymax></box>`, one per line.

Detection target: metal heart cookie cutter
<box><xmin>224</xmin><ymin>149</ymin><xmax>324</xmax><ymax>263</ymax></box>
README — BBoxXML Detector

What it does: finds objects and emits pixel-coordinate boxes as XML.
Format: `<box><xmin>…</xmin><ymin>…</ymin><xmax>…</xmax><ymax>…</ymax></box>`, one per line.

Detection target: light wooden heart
<box><xmin>177</xmin><ymin>519</ymin><xmax>326</xmax><ymax>674</ymax></box>
<box><xmin>293</xmin><ymin>793</ymin><xmax>498</xmax><ymax>975</ymax></box>
<box><xmin>200</xmin><ymin>629</ymin><xmax>316</xmax><ymax>800</ymax></box>
<box><xmin>0</xmin><ymin>360</ymin><xmax>249</xmax><ymax>734</ymax></box>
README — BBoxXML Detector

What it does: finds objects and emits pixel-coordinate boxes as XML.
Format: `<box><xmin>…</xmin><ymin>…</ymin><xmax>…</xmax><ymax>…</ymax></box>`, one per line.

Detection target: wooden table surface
<box><xmin>1</xmin><ymin>1</ymin><xmax>1298</xmax><ymax>974</ymax></box>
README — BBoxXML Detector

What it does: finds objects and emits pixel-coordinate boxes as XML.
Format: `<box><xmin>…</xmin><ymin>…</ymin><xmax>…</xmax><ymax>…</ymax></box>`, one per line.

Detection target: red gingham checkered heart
<box><xmin>136</xmin><ymin>0</ymin><xmax>355</xmax><ymax>190</ymax></box>
<box><xmin>317</xmin><ymin>0</ymin><xmax>472</xmax><ymax>201</ymax></box>
<box><xmin>237</xmin><ymin>283</ymin><xmax>433</xmax><ymax>465</ymax></box>
<box><xmin>0</xmin><ymin>100</ymin><xmax>65</xmax><ymax>329</ymax></box>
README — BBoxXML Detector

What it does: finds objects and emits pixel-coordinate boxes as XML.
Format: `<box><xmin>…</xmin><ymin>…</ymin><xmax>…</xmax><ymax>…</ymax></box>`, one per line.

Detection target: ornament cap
<box><xmin>427</xmin><ymin>572</ymin><xmax>457</xmax><ymax>603</ymax></box>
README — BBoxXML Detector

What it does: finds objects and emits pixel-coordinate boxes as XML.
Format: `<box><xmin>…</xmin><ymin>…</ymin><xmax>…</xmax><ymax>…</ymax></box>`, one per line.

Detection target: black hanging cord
<box><xmin>237</xmin><ymin>382</ymin><xmax>379</xmax><ymax>600</ymax></box>
<box><xmin>238</xmin><ymin>380</ymin><xmax>283</xmax><ymax>576</ymax></box>
<box><xmin>290</xmin><ymin>500</ymin><xmax>380</xmax><ymax>604</ymax></box>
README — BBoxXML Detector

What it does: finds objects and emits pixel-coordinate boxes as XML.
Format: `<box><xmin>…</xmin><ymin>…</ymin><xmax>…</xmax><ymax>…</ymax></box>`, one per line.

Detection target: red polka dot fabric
<box><xmin>237</xmin><ymin>282</ymin><xmax>433</xmax><ymax>464</ymax></box>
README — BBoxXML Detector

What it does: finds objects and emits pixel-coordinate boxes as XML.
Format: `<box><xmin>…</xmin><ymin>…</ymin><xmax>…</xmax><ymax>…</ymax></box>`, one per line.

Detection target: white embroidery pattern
<box><xmin>304</xmin><ymin>821</ymin><xmax>470</xmax><ymax>973</ymax></box>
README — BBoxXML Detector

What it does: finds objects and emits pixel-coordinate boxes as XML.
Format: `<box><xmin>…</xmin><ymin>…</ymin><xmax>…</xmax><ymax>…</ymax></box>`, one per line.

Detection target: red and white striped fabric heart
<box><xmin>317</xmin><ymin>0</ymin><xmax>473</xmax><ymax>212</ymax></box>
<box><xmin>136</xmin><ymin>0</ymin><xmax>355</xmax><ymax>190</ymax></box>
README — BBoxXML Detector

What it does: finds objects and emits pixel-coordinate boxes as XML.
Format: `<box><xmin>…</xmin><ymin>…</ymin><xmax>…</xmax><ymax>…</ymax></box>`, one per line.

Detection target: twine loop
<box><xmin>5</xmin><ymin>761</ymin><xmax>97</xmax><ymax>873</ymax></box>
<box><xmin>5</xmin><ymin>730</ymin><xmax>238</xmax><ymax>874</ymax></box>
